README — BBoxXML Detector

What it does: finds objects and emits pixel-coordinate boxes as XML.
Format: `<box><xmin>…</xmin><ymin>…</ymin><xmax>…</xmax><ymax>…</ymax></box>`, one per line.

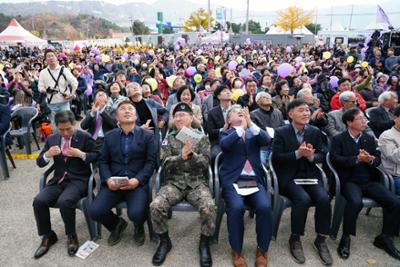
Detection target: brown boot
<box><xmin>255</xmin><ymin>247</ymin><xmax>268</xmax><ymax>267</ymax></box>
<box><xmin>231</xmin><ymin>250</ymin><xmax>248</xmax><ymax>267</ymax></box>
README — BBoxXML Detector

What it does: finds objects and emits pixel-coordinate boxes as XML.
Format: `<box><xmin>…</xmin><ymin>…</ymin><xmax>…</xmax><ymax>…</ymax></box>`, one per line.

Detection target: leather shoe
<box><xmin>314</xmin><ymin>240</ymin><xmax>333</xmax><ymax>266</ymax></box>
<box><xmin>152</xmin><ymin>232</ymin><xmax>172</xmax><ymax>266</ymax></box>
<box><xmin>108</xmin><ymin>217</ymin><xmax>128</xmax><ymax>246</ymax></box>
<box><xmin>199</xmin><ymin>235</ymin><xmax>212</xmax><ymax>267</ymax></box>
<box><xmin>231</xmin><ymin>250</ymin><xmax>247</xmax><ymax>267</ymax></box>
<box><xmin>34</xmin><ymin>232</ymin><xmax>58</xmax><ymax>259</ymax></box>
<box><xmin>255</xmin><ymin>246</ymin><xmax>268</xmax><ymax>267</ymax></box>
<box><xmin>337</xmin><ymin>236</ymin><xmax>350</xmax><ymax>259</ymax></box>
<box><xmin>289</xmin><ymin>238</ymin><xmax>305</xmax><ymax>264</ymax></box>
<box><xmin>373</xmin><ymin>235</ymin><xmax>400</xmax><ymax>260</ymax></box>
<box><xmin>134</xmin><ymin>224</ymin><xmax>145</xmax><ymax>246</ymax></box>
<box><xmin>67</xmin><ymin>234</ymin><xmax>79</xmax><ymax>256</ymax></box>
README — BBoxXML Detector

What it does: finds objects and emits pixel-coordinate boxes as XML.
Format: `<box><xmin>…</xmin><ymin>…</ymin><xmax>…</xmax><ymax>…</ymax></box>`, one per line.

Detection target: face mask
<box><xmin>205</xmin><ymin>85</ymin><xmax>210</xmax><ymax>90</ymax></box>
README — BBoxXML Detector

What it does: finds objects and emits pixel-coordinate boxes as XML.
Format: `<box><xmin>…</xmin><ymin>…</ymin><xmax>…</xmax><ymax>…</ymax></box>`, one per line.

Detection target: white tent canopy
<box><xmin>200</xmin><ymin>30</ymin><xmax>229</xmax><ymax>44</ymax></box>
<box><xmin>0</xmin><ymin>18</ymin><xmax>47</xmax><ymax>46</ymax></box>
<box><xmin>266</xmin><ymin>26</ymin><xmax>314</xmax><ymax>36</ymax></box>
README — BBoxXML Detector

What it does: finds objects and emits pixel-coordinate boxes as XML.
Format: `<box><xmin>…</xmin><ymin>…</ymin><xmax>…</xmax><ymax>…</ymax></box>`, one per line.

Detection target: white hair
<box><xmin>125</xmin><ymin>82</ymin><xmax>142</xmax><ymax>95</ymax></box>
<box><xmin>296</xmin><ymin>88</ymin><xmax>312</xmax><ymax>99</ymax></box>
<box><xmin>378</xmin><ymin>91</ymin><xmax>397</xmax><ymax>105</ymax></box>
<box><xmin>339</xmin><ymin>91</ymin><xmax>356</xmax><ymax>106</ymax></box>
<box><xmin>255</xmin><ymin>92</ymin><xmax>271</xmax><ymax>102</ymax></box>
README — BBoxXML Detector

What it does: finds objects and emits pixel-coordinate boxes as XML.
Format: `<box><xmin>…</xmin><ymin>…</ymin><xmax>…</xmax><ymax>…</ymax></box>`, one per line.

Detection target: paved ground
<box><xmin>0</xmin><ymin>144</ymin><xmax>399</xmax><ymax>267</ymax></box>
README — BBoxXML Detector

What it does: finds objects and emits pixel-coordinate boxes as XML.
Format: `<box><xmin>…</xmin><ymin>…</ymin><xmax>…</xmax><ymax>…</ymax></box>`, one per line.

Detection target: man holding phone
<box><xmin>89</xmin><ymin>100</ymin><xmax>157</xmax><ymax>247</ymax></box>
<box><xmin>80</xmin><ymin>89</ymin><xmax>117</xmax><ymax>149</ymax></box>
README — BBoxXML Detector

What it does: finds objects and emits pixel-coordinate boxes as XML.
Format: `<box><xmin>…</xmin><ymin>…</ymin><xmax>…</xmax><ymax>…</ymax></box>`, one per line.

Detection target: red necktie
<box><xmin>58</xmin><ymin>137</ymin><xmax>70</xmax><ymax>184</ymax></box>
<box><xmin>92</xmin><ymin>113</ymin><xmax>103</xmax><ymax>140</ymax></box>
<box><xmin>242</xmin><ymin>131</ymin><xmax>253</xmax><ymax>173</ymax></box>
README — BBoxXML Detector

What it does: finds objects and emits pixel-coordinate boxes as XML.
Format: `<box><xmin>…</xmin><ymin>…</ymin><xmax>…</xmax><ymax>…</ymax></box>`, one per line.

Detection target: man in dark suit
<box><xmin>89</xmin><ymin>100</ymin><xmax>157</xmax><ymax>247</ymax></box>
<box><xmin>219</xmin><ymin>105</ymin><xmax>272</xmax><ymax>267</ymax></box>
<box><xmin>33</xmin><ymin>110</ymin><xmax>99</xmax><ymax>258</ymax></box>
<box><xmin>80</xmin><ymin>89</ymin><xmax>117</xmax><ymax>149</ymax></box>
<box><xmin>206</xmin><ymin>85</ymin><xmax>232</xmax><ymax>161</ymax></box>
<box><xmin>272</xmin><ymin>99</ymin><xmax>332</xmax><ymax>266</ymax></box>
<box><xmin>368</xmin><ymin>91</ymin><xmax>398</xmax><ymax>138</ymax></box>
<box><xmin>330</xmin><ymin>107</ymin><xmax>400</xmax><ymax>260</ymax></box>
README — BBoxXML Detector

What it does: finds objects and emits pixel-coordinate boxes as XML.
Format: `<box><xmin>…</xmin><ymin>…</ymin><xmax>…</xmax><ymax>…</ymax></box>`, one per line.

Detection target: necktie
<box><xmin>242</xmin><ymin>131</ymin><xmax>253</xmax><ymax>173</ymax></box>
<box><xmin>92</xmin><ymin>113</ymin><xmax>103</xmax><ymax>140</ymax></box>
<box><xmin>59</xmin><ymin>137</ymin><xmax>70</xmax><ymax>184</ymax></box>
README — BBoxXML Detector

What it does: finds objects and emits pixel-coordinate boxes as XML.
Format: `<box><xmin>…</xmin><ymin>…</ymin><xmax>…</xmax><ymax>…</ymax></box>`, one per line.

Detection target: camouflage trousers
<box><xmin>150</xmin><ymin>183</ymin><xmax>216</xmax><ymax>237</ymax></box>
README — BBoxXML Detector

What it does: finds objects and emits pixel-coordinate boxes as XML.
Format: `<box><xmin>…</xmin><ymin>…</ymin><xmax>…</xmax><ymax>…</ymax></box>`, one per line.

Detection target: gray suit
<box><xmin>327</xmin><ymin>108</ymin><xmax>374</xmax><ymax>137</ymax></box>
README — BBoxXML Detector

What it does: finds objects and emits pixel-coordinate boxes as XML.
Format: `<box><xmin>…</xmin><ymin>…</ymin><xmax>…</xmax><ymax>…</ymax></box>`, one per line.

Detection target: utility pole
<box><xmin>314</xmin><ymin>8</ymin><xmax>318</xmax><ymax>34</ymax></box>
<box><xmin>229</xmin><ymin>8</ymin><xmax>233</xmax><ymax>34</ymax></box>
<box><xmin>208</xmin><ymin>0</ymin><xmax>211</xmax><ymax>32</ymax></box>
<box><xmin>348</xmin><ymin>4</ymin><xmax>354</xmax><ymax>30</ymax></box>
<box><xmin>245</xmin><ymin>0</ymin><xmax>249</xmax><ymax>34</ymax></box>
<box><xmin>129</xmin><ymin>16</ymin><xmax>134</xmax><ymax>35</ymax></box>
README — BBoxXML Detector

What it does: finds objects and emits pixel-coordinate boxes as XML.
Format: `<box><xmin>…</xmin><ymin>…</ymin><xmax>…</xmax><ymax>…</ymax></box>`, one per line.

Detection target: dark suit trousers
<box><xmin>89</xmin><ymin>185</ymin><xmax>149</xmax><ymax>232</ymax></box>
<box><xmin>282</xmin><ymin>181</ymin><xmax>331</xmax><ymax>236</ymax></box>
<box><xmin>223</xmin><ymin>184</ymin><xmax>272</xmax><ymax>252</ymax></box>
<box><xmin>342</xmin><ymin>181</ymin><xmax>400</xmax><ymax>236</ymax></box>
<box><xmin>33</xmin><ymin>180</ymin><xmax>84</xmax><ymax>236</ymax></box>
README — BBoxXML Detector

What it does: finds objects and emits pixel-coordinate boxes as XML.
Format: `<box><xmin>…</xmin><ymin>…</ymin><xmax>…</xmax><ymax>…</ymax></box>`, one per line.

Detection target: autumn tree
<box><xmin>183</xmin><ymin>8</ymin><xmax>214</xmax><ymax>32</ymax></box>
<box><xmin>275</xmin><ymin>6</ymin><xmax>314</xmax><ymax>34</ymax></box>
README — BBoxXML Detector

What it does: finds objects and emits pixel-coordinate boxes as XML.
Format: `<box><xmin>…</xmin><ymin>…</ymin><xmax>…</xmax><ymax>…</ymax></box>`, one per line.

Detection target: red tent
<box><xmin>0</xmin><ymin>18</ymin><xmax>47</xmax><ymax>46</ymax></box>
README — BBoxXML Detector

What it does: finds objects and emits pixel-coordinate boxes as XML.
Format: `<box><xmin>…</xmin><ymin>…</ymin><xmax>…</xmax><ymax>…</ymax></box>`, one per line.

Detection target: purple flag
<box><xmin>377</xmin><ymin>5</ymin><xmax>392</xmax><ymax>26</ymax></box>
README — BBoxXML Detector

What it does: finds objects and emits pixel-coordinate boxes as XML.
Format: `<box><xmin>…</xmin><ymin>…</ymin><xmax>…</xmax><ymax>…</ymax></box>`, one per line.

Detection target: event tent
<box><xmin>0</xmin><ymin>18</ymin><xmax>47</xmax><ymax>46</ymax></box>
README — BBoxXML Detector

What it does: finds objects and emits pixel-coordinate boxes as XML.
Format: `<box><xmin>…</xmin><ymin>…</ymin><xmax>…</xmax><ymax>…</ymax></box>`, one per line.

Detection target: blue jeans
<box><xmin>47</xmin><ymin>101</ymin><xmax>70</xmax><ymax>132</ymax></box>
<box><xmin>394</xmin><ymin>176</ymin><xmax>400</xmax><ymax>195</ymax></box>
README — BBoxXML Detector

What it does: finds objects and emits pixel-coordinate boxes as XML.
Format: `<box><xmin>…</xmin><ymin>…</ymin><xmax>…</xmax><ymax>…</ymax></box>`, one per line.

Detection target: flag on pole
<box><xmin>377</xmin><ymin>5</ymin><xmax>392</xmax><ymax>27</ymax></box>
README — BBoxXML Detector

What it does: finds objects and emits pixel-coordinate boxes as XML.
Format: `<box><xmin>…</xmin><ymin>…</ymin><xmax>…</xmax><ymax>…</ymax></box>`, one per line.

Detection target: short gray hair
<box><xmin>339</xmin><ymin>91</ymin><xmax>356</xmax><ymax>106</ymax></box>
<box><xmin>296</xmin><ymin>88</ymin><xmax>312</xmax><ymax>99</ymax></box>
<box><xmin>226</xmin><ymin>104</ymin><xmax>243</xmax><ymax>122</ymax></box>
<box><xmin>255</xmin><ymin>92</ymin><xmax>271</xmax><ymax>102</ymax></box>
<box><xmin>125</xmin><ymin>82</ymin><xmax>141</xmax><ymax>95</ymax></box>
<box><xmin>378</xmin><ymin>91</ymin><xmax>397</xmax><ymax>105</ymax></box>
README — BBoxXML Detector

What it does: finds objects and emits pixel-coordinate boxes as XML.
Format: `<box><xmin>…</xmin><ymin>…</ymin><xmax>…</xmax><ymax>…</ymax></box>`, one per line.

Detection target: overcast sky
<box><xmin>0</xmin><ymin>0</ymin><xmax>393</xmax><ymax>11</ymax></box>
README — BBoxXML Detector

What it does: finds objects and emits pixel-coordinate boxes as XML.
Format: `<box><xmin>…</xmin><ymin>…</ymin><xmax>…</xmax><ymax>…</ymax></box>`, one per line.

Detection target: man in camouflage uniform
<box><xmin>150</xmin><ymin>102</ymin><xmax>216</xmax><ymax>267</ymax></box>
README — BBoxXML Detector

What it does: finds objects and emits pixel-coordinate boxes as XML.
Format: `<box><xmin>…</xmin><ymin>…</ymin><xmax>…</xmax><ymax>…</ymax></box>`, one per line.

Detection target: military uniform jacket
<box><xmin>161</xmin><ymin>130</ymin><xmax>210</xmax><ymax>190</ymax></box>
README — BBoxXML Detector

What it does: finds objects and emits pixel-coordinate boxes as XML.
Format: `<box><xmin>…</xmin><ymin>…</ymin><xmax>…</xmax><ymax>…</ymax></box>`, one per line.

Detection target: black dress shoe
<box><xmin>289</xmin><ymin>238</ymin><xmax>305</xmax><ymax>264</ymax></box>
<box><xmin>108</xmin><ymin>217</ymin><xmax>128</xmax><ymax>246</ymax></box>
<box><xmin>67</xmin><ymin>234</ymin><xmax>79</xmax><ymax>256</ymax></box>
<box><xmin>314</xmin><ymin>240</ymin><xmax>333</xmax><ymax>266</ymax></box>
<box><xmin>152</xmin><ymin>232</ymin><xmax>172</xmax><ymax>266</ymax></box>
<box><xmin>134</xmin><ymin>224</ymin><xmax>145</xmax><ymax>246</ymax></box>
<box><xmin>373</xmin><ymin>235</ymin><xmax>400</xmax><ymax>260</ymax></box>
<box><xmin>34</xmin><ymin>232</ymin><xmax>58</xmax><ymax>259</ymax></box>
<box><xmin>199</xmin><ymin>235</ymin><xmax>212</xmax><ymax>267</ymax></box>
<box><xmin>337</xmin><ymin>236</ymin><xmax>350</xmax><ymax>259</ymax></box>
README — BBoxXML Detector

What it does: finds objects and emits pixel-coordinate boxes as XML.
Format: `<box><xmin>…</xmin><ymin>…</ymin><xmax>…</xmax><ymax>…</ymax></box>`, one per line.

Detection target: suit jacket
<box><xmin>326</xmin><ymin>109</ymin><xmax>345</xmax><ymax>137</ymax></box>
<box><xmin>219</xmin><ymin>127</ymin><xmax>270</xmax><ymax>189</ymax></box>
<box><xmin>80</xmin><ymin>106</ymin><xmax>117</xmax><ymax>137</ymax></box>
<box><xmin>330</xmin><ymin>130</ymin><xmax>381</xmax><ymax>184</ymax></box>
<box><xmin>272</xmin><ymin>124</ymin><xmax>325</xmax><ymax>191</ymax></box>
<box><xmin>99</xmin><ymin>125</ymin><xmax>157</xmax><ymax>186</ymax></box>
<box><xmin>134</xmin><ymin>98</ymin><xmax>168</xmax><ymax>148</ymax></box>
<box><xmin>368</xmin><ymin>106</ymin><xmax>395</xmax><ymax>138</ymax></box>
<box><xmin>36</xmin><ymin>130</ymin><xmax>100</xmax><ymax>189</ymax></box>
<box><xmin>206</xmin><ymin>105</ymin><xmax>225</xmax><ymax>146</ymax></box>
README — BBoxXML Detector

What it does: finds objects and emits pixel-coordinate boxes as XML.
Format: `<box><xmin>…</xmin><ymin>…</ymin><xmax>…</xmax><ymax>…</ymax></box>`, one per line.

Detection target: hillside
<box><xmin>0</xmin><ymin>13</ymin><xmax>127</xmax><ymax>40</ymax></box>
